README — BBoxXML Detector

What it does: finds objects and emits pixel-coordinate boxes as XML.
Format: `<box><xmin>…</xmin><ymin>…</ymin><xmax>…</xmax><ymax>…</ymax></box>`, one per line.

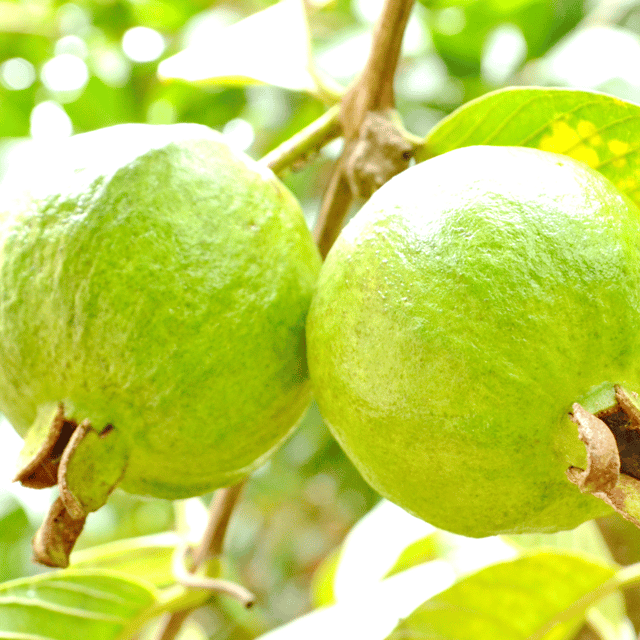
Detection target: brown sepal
<box><xmin>14</xmin><ymin>405</ymin><xmax>78</xmax><ymax>489</ymax></box>
<box><xmin>567</xmin><ymin>401</ymin><xmax>640</xmax><ymax>528</ymax></box>
<box><xmin>567</xmin><ymin>403</ymin><xmax>620</xmax><ymax>493</ymax></box>
<box><xmin>615</xmin><ymin>385</ymin><xmax>640</xmax><ymax>430</ymax></box>
<box><xmin>58</xmin><ymin>420</ymin><xmax>92</xmax><ymax>520</ymax></box>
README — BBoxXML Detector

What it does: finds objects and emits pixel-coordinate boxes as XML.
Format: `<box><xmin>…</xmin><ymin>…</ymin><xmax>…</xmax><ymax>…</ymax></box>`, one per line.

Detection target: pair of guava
<box><xmin>5</xmin><ymin>122</ymin><xmax>640</xmax><ymax>565</ymax></box>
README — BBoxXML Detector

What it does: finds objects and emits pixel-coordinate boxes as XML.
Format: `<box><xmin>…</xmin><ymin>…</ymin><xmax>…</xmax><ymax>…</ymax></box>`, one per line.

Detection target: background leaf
<box><xmin>70</xmin><ymin>532</ymin><xmax>179</xmax><ymax>589</ymax></box>
<box><xmin>420</xmin><ymin>87</ymin><xmax>640</xmax><ymax>207</ymax></box>
<box><xmin>386</xmin><ymin>551</ymin><xmax>617</xmax><ymax>640</ymax></box>
<box><xmin>0</xmin><ymin>569</ymin><xmax>157</xmax><ymax>640</ymax></box>
<box><xmin>257</xmin><ymin>560</ymin><xmax>456</xmax><ymax>640</ymax></box>
<box><xmin>505</xmin><ymin>523</ymin><xmax>635</xmax><ymax>640</ymax></box>
<box><xmin>158</xmin><ymin>0</ymin><xmax>326</xmax><ymax>96</ymax></box>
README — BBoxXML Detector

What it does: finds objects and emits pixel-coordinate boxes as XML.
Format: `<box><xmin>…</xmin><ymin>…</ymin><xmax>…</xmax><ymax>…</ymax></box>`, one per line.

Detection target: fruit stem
<box><xmin>260</xmin><ymin>104</ymin><xmax>342</xmax><ymax>176</ymax></box>
<box><xmin>153</xmin><ymin>479</ymin><xmax>249</xmax><ymax>640</ymax></box>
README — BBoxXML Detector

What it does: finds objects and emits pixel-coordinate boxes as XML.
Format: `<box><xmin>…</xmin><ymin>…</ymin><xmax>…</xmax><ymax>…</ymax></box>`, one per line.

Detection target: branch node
<box><xmin>345</xmin><ymin>110</ymin><xmax>415</xmax><ymax>200</ymax></box>
<box><xmin>172</xmin><ymin>542</ymin><xmax>255</xmax><ymax>609</ymax></box>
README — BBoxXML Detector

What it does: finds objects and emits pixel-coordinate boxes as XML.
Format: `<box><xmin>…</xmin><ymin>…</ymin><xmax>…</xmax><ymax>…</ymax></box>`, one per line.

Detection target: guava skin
<box><xmin>0</xmin><ymin>123</ymin><xmax>321</xmax><ymax>499</ymax></box>
<box><xmin>307</xmin><ymin>145</ymin><xmax>640</xmax><ymax>537</ymax></box>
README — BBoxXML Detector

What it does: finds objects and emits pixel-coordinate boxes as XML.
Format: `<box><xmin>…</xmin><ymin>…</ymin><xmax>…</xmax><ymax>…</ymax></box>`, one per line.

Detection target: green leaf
<box><xmin>327</xmin><ymin>500</ymin><xmax>437</xmax><ymax>600</ymax></box>
<box><xmin>383</xmin><ymin>533</ymin><xmax>439</xmax><ymax>578</ymax></box>
<box><xmin>70</xmin><ymin>532</ymin><xmax>179</xmax><ymax>589</ymax></box>
<box><xmin>385</xmin><ymin>551</ymin><xmax>617</xmax><ymax>640</ymax></box>
<box><xmin>504</xmin><ymin>523</ymin><xmax>634</xmax><ymax>640</ymax></box>
<box><xmin>0</xmin><ymin>569</ymin><xmax>157</xmax><ymax>640</ymax></box>
<box><xmin>158</xmin><ymin>0</ymin><xmax>337</xmax><ymax>99</ymax></box>
<box><xmin>257</xmin><ymin>560</ymin><xmax>456</xmax><ymax>640</ymax></box>
<box><xmin>310</xmin><ymin>546</ymin><xmax>341</xmax><ymax>607</ymax></box>
<box><xmin>420</xmin><ymin>87</ymin><xmax>640</xmax><ymax>208</ymax></box>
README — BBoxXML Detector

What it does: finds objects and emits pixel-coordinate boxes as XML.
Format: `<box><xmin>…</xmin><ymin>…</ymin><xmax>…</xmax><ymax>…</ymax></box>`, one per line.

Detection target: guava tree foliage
<box><xmin>3</xmin><ymin>0</ymin><xmax>640</xmax><ymax>639</ymax></box>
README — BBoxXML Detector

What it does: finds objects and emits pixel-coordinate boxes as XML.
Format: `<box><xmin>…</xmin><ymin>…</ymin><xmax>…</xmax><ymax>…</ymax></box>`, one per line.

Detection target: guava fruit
<box><xmin>0</xmin><ymin>123</ymin><xmax>321</xmax><ymax>565</ymax></box>
<box><xmin>306</xmin><ymin>144</ymin><xmax>640</xmax><ymax>538</ymax></box>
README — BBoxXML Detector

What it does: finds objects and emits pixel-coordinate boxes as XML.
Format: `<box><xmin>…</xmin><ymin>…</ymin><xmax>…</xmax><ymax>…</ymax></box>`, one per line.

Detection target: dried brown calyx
<box><xmin>13</xmin><ymin>403</ymin><xmax>128</xmax><ymax>568</ymax></box>
<box><xmin>567</xmin><ymin>386</ymin><xmax>640</xmax><ymax>527</ymax></box>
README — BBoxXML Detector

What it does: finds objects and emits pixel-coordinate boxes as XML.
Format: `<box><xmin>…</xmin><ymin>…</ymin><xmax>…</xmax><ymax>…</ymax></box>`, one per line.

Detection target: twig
<box><xmin>172</xmin><ymin>542</ymin><xmax>255</xmax><ymax>607</ymax></box>
<box><xmin>314</xmin><ymin>0</ymin><xmax>416</xmax><ymax>257</ymax></box>
<box><xmin>261</xmin><ymin>105</ymin><xmax>342</xmax><ymax>175</ymax></box>
<box><xmin>312</xmin><ymin>163</ymin><xmax>352</xmax><ymax>257</ymax></box>
<box><xmin>192</xmin><ymin>481</ymin><xmax>247</xmax><ymax>564</ymax></box>
<box><xmin>154</xmin><ymin>480</ymin><xmax>249</xmax><ymax>640</ymax></box>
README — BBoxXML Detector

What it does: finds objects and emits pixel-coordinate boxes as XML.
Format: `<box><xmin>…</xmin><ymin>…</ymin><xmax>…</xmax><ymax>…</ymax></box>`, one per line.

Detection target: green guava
<box><xmin>306</xmin><ymin>145</ymin><xmax>640</xmax><ymax>537</ymax></box>
<box><xmin>0</xmin><ymin>123</ymin><xmax>321</xmax><ymax>565</ymax></box>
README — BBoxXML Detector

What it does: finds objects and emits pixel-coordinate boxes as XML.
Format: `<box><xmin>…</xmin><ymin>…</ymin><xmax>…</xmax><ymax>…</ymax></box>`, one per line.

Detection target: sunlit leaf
<box><xmin>504</xmin><ymin>520</ymin><xmax>614</xmax><ymax>561</ymax></box>
<box><xmin>310</xmin><ymin>546</ymin><xmax>341</xmax><ymax>607</ymax></box>
<box><xmin>0</xmin><ymin>569</ymin><xmax>157</xmax><ymax>640</ymax></box>
<box><xmin>329</xmin><ymin>501</ymin><xmax>436</xmax><ymax>600</ymax></box>
<box><xmin>385</xmin><ymin>551</ymin><xmax>617</xmax><ymax>640</ymax></box>
<box><xmin>384</xmin><ymin>533</ymin><xmax>439</xmax><ymax>578</ymax></box>
<box><xmin>502</xmin><ymin>520</ymin><xmax>636</xmax><ymax>640</ymax></box>
<box><xmin>505</xmin><ymin>523</ymin><xmax>634</xmax><ymax>640</ymax></box>
<box><xmin>71</xmin><ymin>532</ymin><xmax>179</xmax><ymax>588</ymax></box>
<box><xmin>420</xmin><ymin>87</ymin><xmax>640</xmax><ymax>208</ymax></box>
<box><xmin>158</xmin><ymin>0</ymin><xmax>333</xmax><ymax>98</ymax></box>
<box><xmin>258</xmin><ymin>561</ymin><xmax>456</xmax><ymax>640</ymax></box>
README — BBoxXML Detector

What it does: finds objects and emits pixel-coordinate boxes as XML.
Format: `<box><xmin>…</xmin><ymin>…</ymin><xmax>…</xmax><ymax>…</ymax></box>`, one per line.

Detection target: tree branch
<box><xmin>314</xmin><ymin>0</ymin><xmax>416</xmax><ymax>257</ymax></box>
<box><xmin>340</xmin><ymin>0</ymin><xmax>415</xmax><ymax>138</ymax></box>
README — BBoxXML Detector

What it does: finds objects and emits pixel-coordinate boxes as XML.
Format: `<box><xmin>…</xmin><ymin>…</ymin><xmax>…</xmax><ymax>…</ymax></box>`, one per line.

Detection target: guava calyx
<box><xmin>568</xmin><ymin>386</ymin><xmax>640</xmax><ymax>528</ymax></box>
<box><xmin>14</xmin><ymin>403</ymin><xmax>129</xmax><ymax>567</ymax></box>
<box><xmin>14</xmin><ymin>404</ymin><xmax>77</xmax><ymax>489</ymax></box>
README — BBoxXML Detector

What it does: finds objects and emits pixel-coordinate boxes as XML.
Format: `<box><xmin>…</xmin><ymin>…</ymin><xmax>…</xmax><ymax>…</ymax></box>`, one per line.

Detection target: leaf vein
<box><xmin>41</xmin><ymin>581</ymin><xmax>130</xmax><ymax>604</ymax></box>
<box><xmin>478</xmin><ymin>94</ymin><xmax>550</xmax><ymax>145</ymax></box>
<box><xmin>0</xmin><ymin>597</ymin><xmax>126</xmax><ymax>624</ymax></box>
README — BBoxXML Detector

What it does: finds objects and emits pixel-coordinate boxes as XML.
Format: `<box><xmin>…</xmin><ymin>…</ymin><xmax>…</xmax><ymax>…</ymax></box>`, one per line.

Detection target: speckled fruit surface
<box><xmin>0</xmin><ymin>123</ymin><xmax>321</xmax><ymax>499</ymax></box>
<box><xmin>307</xmin><ymin>145</ymin><xmax>640</xmax><ymax>537</ymax></box>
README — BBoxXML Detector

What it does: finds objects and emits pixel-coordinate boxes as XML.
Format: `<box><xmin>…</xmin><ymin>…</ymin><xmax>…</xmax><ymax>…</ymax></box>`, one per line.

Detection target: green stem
<box><xmin>260</xmin><ymin>104</ymin><xmax>342</xmax><ymax>175</ymax></box>
<box><xmin>120</xmin><ymin>585</ymin><xmax>211</xmax><ymax>639</ymax></box>
<box><xmin>528</xmin><ymin>561</ymin><xmax>640</xmax><ymax>640</ymax></box>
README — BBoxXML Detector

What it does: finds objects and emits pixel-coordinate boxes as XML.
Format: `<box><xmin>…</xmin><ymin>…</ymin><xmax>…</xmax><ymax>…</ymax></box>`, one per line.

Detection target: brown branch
<box><xmin>313</xmin><ymin>0</ymin><xmax>416</xmax><ymax>257</ymax></box>
<box><xmin>154</xmin><ymin>480</ymin><xmax>248</xmax><ymax>640</ymax></box>
<box><xmin>340</xmin><ymin>0</ymin><xmax>416</xmax><ymax>138</ymax></box>
<box><xmin>314</xmin><ymin>161</ymin><xmax>353</xmax><ymax>257</ymax></box>
<box><xmin>191</xmin><ymin>481</ymin><xmax>246</xmax><ymax>565</ymax></box>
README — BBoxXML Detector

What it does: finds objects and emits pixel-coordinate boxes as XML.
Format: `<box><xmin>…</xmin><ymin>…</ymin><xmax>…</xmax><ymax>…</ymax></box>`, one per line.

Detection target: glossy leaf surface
<box><xmin>386</xmin><ymin>551</ymin><xmax>616</xmax><ymax>640</ymax></box>
<box><xmin>421</xmin><ymin>87</ymin><xmax>640</xmax><ymax>207</ymax></box>
<box><xmin>0</xmin><ymin>569</ymin><xmax>157</xmax><ymax>640</ymax></box>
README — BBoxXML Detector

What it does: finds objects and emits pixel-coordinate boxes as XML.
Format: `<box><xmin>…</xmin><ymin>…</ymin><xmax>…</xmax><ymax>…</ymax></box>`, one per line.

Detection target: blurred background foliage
<box><xmin>2</xmin><ymin>0</ymin><xmax>640</xmax><ymax>637</ymax></box>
